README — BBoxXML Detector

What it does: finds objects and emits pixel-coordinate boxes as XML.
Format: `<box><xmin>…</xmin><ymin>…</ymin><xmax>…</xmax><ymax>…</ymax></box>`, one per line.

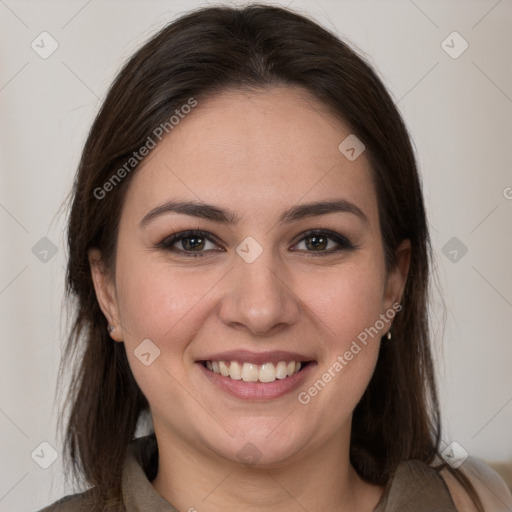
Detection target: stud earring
<box><xmin>386</xmin><ymin>330</ymin><xmax>392</xmax><ymax>340</ymax></box>
<box><xmin>108</xmin><ymin>325</ymin><xmax>116</xmax><ymax>333</ymax></box>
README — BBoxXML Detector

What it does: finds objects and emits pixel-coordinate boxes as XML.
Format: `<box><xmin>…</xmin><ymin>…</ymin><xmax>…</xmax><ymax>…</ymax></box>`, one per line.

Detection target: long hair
<box><xmin>61</xmin><ymin>4</ymin><xmax>483</xmax><ymax>510</ymax></box>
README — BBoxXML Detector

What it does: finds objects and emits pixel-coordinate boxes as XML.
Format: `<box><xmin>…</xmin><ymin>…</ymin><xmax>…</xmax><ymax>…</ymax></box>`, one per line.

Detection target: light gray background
<box><xmin>1</xmin><ymin>0</ymin><xmax>511</xmax><ymax>510</ymax></box>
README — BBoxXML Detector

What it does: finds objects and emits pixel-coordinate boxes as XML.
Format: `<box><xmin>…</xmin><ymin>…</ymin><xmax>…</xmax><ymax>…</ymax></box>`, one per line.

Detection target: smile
<box><xmin>202</xmin><ymin>360</ymin><xmax>304</xmax><ymax>383</ymax></box>
<box><xmin>196</xmin><ymin>351</ymin><xmax>316</xmax><ymax>400</ymax></box>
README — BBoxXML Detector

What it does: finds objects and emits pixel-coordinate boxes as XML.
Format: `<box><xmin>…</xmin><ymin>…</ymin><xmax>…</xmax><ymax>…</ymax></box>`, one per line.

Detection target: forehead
<box><xmin>122</xmin><ymin>86</ymin><xmax>378</xmax><ymax>227</ymax></box>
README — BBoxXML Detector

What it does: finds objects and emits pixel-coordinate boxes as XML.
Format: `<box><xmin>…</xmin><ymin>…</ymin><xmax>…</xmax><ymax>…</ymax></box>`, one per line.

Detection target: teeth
<box><xmin>204</xmin><ymin>360</ymin><xmax>305</xmax><ymax>382</ymax></box>
<box><xmin>219</xmin><ymin>361</ymin><xmax>230</xmax><ymax>377</ymax></box>
<box><xmin>259</xmin><ymin>363</ymin><xmax>276</xmax><ymax>383</ymax></box>
<box><xmin>275</xmin><ymin>361</ymin><xmax>288</xmax><ymax>379</ymax></box>
<box><xmin>241</xmin><ymin>363</ymin><xmax>259</xmax><ymax>382</ymax></box>
<box><xmin>229</xmin><ymin>361</ymin><xmax>242</xmax><ymax>380</ymax></box>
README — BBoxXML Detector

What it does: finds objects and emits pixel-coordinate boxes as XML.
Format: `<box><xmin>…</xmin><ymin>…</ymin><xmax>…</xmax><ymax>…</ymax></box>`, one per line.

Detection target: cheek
<box><xmin>113</xmin><ymin>250</ymin><xmax>229</xmax><ymax>404</ymax></box>
<box><xmin>113</xmin><ymin>252</ymin><xmax>219</xmax><ymax>412</ymax></box>
<box><xmin>293</xmin><ymin>262</ymin><xmax>385</xmax><ymax>415</ymax></box>
<box><xmin>296</xmin><ymin>260</ymin><xmax>385</xmax><ymax>347</ymax></box>
<box><xmin>115</xmin><ymin>250</ymin><xmax>220</xmax><ymax>343</ymax></box>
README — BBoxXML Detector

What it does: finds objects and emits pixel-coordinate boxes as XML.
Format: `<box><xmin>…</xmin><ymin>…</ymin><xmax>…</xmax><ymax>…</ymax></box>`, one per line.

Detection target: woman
<box><xmin>39</xmin><ymin>4</ymin><xmax>511</xmax><ymax>511</ymax></box>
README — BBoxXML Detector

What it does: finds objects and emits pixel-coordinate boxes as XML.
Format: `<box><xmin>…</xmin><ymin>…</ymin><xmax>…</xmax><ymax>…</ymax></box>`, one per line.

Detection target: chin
<box><xmin>203</xmin><ymin>420</ymin><xmax>310</xmax><ymax>468</ymax></box>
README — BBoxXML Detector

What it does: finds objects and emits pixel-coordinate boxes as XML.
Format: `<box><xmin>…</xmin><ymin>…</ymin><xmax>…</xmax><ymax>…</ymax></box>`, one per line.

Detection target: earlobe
<box><xmin>88</xmin><ymin>248</ymin><xmax>123</xmax><ymax>342</ymax></box>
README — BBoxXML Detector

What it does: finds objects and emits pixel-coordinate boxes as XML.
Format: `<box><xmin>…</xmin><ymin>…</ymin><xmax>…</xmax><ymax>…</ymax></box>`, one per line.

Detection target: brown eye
<box><xmin>157</xmin><ymin>230</ymin><xmax>223</xmax><ymax>256</ymax></box>
<box><xmin>292</xmin><ymin>230</ymin><xmax>355</xmax><ymax>255</ymax></box>
<box><xmin>304</xmin><ymin>234</ymin><xmax>329</xmax><ymax>251</ymax></box>
<box><xmin>180</xmin><ymin>235</ymin><xmax>206</xmax><ymax>251</ymax></box>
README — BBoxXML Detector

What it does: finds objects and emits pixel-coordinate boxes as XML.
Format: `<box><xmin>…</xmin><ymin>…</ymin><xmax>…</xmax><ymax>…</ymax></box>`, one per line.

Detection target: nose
<box><xmin>218</xmin><ymin>248</ymin><xmax>301</xmax><ymax>337</ymax></box>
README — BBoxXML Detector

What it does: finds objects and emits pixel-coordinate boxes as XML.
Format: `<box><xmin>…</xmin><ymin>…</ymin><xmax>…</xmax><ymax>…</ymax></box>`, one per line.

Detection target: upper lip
<box><xmin>197</xmin><ymin>350</ymin><xmax>315</xmax><ymax>366</ymax></box>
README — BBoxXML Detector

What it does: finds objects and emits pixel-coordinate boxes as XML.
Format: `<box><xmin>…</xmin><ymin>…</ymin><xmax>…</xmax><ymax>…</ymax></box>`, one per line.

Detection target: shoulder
<box><xmin>35</xmin><ymin>435</ymin><xmax>156</xmax><ymax>512</ymax></box>
<box><xmin>36</xmin><ymin>489</ymin><xmax>98</xmax><ymax>512</ymax></box>
<box><xmin>440</xmin><ymin>456</ymin><xmax>512</xmax><ymax>512</ymax></box>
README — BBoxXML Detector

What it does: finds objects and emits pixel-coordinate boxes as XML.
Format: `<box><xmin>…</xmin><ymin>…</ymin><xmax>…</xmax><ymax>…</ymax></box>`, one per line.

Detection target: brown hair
<box><xmin>61</xmin><ymin>4</ymin><xmax>483</xmax><ymax>510</ymax></box>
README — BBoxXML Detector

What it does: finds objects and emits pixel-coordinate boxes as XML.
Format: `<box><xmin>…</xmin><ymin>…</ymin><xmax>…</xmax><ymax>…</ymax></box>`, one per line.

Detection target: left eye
<box><xmin>292</xmin><ymin>230</ymin><xmax>354</xmax><ymax>254</ymax></box>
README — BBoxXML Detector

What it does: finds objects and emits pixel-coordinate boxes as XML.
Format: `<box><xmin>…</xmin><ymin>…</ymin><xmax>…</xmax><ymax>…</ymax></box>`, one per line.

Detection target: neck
<box><xmin>151</xmin><ymin>426</ymin><xmax>384</xmax><ymax>512</ymax></box>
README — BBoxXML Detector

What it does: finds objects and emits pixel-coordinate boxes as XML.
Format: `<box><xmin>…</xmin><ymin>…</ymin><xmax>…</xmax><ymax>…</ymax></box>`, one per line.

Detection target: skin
<box><xmin>90</xmin><ymin>86</ymin><xmax>412</xmax><ymax>512</ymax></box>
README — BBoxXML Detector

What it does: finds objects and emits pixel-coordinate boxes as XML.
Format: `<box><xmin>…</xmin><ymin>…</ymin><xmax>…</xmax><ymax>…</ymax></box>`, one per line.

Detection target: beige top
<box><xmin>37</xmin><ymin>435</ymin><xmax>507</xmax><ymax>511</ymax></box>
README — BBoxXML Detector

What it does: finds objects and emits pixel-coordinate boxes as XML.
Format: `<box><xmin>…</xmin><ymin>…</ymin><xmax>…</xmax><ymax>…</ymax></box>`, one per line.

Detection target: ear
<box><xmin>382</xmin><ymin>239</ymin><xmax>411</xmax><ymax>312</ymax></box>
<box><xmin>88</xmin><ymin>248</ymin><xmax>124</xmax><ymax>342</ymax></box>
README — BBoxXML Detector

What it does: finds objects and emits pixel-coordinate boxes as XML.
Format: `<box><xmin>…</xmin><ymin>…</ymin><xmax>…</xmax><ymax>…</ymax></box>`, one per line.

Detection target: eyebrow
<box><xmin>139</xmin><ymin>199</ymin><xmax>369</xmax><ymax>228</ymax></box>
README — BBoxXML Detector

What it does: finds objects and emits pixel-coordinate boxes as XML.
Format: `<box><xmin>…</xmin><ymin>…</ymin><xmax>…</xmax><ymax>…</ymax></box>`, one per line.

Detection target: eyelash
<box><xmin>156</xmin><ymin>229</ymin><xmax>356</xmax><ymax>258</ymax></box>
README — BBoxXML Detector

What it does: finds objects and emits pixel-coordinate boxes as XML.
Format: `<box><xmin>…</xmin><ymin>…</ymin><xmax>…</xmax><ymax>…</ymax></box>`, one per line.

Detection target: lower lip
<box><xmin>196</xmin><ymin>362</ymin><xmax>315</xmax><ymax>401</ymax></box>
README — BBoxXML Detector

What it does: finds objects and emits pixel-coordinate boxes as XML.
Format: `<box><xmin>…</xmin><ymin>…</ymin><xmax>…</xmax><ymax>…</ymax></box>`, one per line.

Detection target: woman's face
<box><xmin>91</xmin><ymin>86</ymin><xmax>410</xmax><ymax>467</ymax></box>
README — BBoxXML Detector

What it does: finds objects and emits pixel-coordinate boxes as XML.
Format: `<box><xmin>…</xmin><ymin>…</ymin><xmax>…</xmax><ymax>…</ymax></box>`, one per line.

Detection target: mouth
<box><xmin>200</xmin><ymin>359</ymin><xmax>312</xmax><ymax>383</ymax></box>
<box><xmin>195</xmin><ymin>350</ymin><xmax>316</xmax><ymax>401</ymax></box>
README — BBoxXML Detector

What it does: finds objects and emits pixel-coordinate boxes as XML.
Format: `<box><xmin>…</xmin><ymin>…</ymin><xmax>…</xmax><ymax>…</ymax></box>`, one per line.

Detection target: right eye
<box><xmin>156</xmin><ymin>230</ymin><xmax>224</xmax><ymax>257</ymax></box>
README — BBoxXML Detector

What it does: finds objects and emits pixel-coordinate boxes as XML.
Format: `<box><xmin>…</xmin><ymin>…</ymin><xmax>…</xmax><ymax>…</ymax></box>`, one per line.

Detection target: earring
<box><xmin>108</xmin><ymin>325</ymin><xmax>116</xmax><ymax>333</ymax></box>
<box><xmin>386</xmin><ymin>330</ymin><xmax>392</xmax><ymax>340</ymax></box>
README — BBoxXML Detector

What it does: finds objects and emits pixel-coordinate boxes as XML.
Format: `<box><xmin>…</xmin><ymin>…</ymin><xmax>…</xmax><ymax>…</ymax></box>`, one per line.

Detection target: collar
<box><xmin>122</xmin><ymin>434</ymin><xmax>178</xmax><ymax>512</ymax></box>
